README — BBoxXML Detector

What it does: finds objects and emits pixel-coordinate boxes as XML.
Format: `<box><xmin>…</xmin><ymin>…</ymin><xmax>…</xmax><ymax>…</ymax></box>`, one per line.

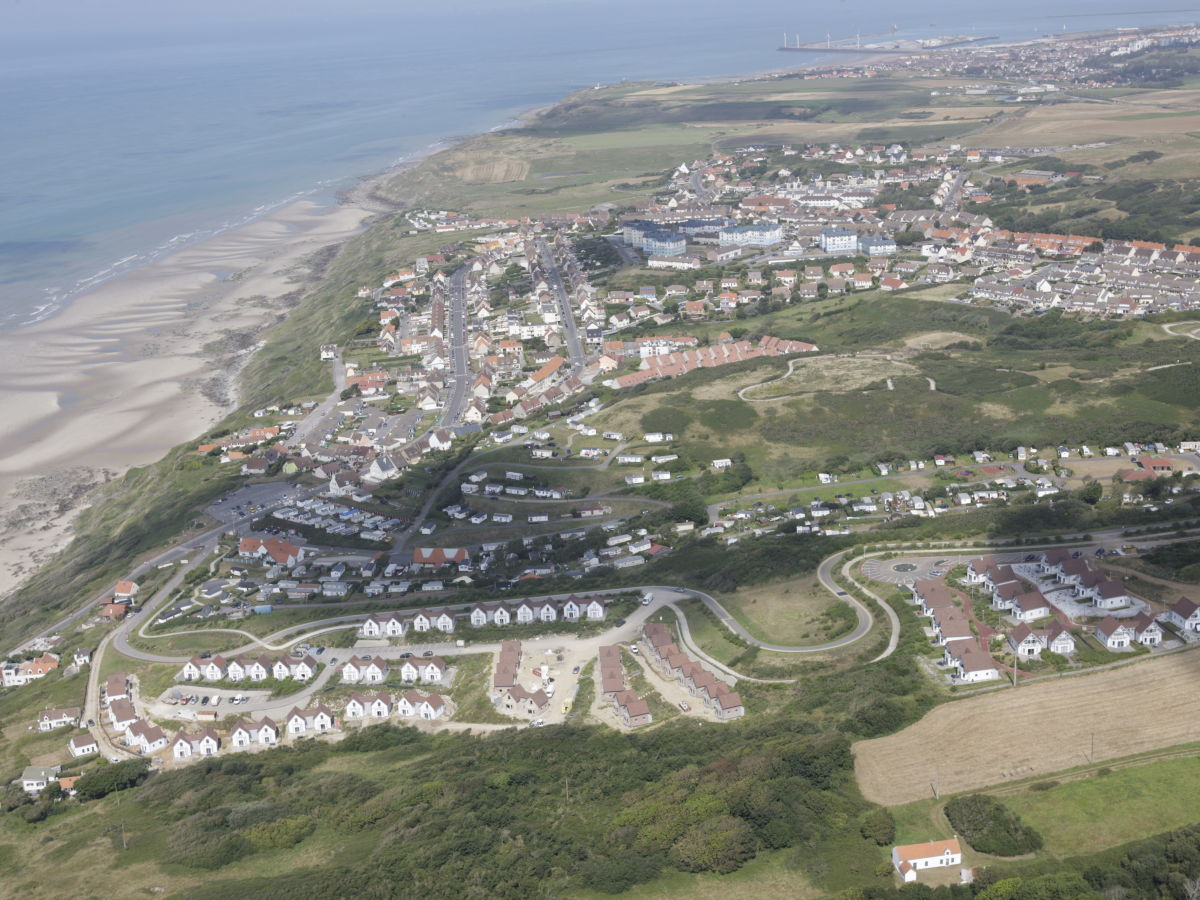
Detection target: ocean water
<box><xmin>0</xmin><ymin>0</ymin><xmax>1195</xmax><ymax>330</ymax></box>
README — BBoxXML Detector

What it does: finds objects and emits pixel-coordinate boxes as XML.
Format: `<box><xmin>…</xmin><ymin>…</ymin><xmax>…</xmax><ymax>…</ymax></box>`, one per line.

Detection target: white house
<box><xmin>230</xmin><ymin>718</ymin><xmax>279</xmax><ymax>748</ymax></box>
<box><xmin>345</xmin><ymin>692</ymin><xmax>391</xmax><ymax>719</ymax></box>
<box><xmin>37</xmin><ymin>708</ymin><xmax>81</xmax><ymax>732</ymax></box>
<box><xmin>1011</xmin><ymin>590</ymin><xmax>1051</xmax><ymax>623</ymax></box>
<box><xmin>286</xmin><ymin>705</ymin><xmax>335</xmax><ymax>736</ymax></box>
<box><xmin>1045</xmin><ymin>623</ymin><xmax>1076</xmax><ymax>655</ymax></box>
<box><xmin>892</xmin><ymin>839</ymin><xmax>962</xmax><ymax>883</ymax></box>
<box><xmin>341</xmin><ymin>656</ymin><xmax>389</xmax><ymax>685</ymax></box>
<box><xmin>401</xmin><ymin>658</ymin><xmax>447</xmax><ymax>684</ymax></box>
<box><xmin>68</xmin><ymin>734</ymin><xmax>99</xmax><ymax>758</ymax></box>
<box><xmin>1095</xmin><ymin>617</ymin><xmax>1135</xmax><ymax>650</ymax></box>
<box><xmin>360</xmin><ymin>613</ymin><xmax>408</xmax><ymax>638</ymax></box>
<box><xmin>1164</xmin><ymin>596</ymin><xmax>1200</xmax><ymax>633</ymax></box>
<box><xmin>20</xmin><ymin>766</ymin><xmax>59</xmax><ymax>796</ymax></box>
<box><xmin>171</xmin><ymin>728</ymin><xmax>220</xmax><ymax>760</ymax></box>
<box><xmin>126</xmin><ymin>720</ymin><xmax>168</xmax><ymax>754</ymax></box>
<box><xmin>949</xmin><ymin>642</ymin><xmax>1000</xmax><ymax>683</ymax></box>
<box><xmin>1130</xmin><ymin>613</ymin><xmax>1163</xmax><ymax>647</ymax></box>
<box><xmin>418</xmin><ymin>694</ymin><xmax>446</xmax><ymax>720</ymax></box>
<box><xmin>1008</xmin><ymin>624</ymin><xmax>1046</xmax><ymax>659</ymax></box>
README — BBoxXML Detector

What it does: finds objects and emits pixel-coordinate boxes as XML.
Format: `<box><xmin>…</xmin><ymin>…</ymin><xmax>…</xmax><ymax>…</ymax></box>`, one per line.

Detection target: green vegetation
<box><xmin>9</xmin><ymin>53</ymin><xmax>1200</xmax><ymax>900</ymax></box>
<box><xmin>1139</xmin><ymin>537</ymin><xmax>1200</xmax><ymax>582</ymax></box>
<box><xmin>442</xmin><ymin>653</ymin><xmax>509</xmax><ymax>724</ymax></box>
<box><xmin>75</xmin><ymin>759</ymin><xmax>152</xmax><ymax>801</ymax></box>
<box><xmin>2</xmin><ymin>723</ymin><xmax>865</xmax><ymax>898</ymax></box>
<box><xmin>1003</xmin><ymin>756</ymin><xmax>1200</xmax><ymax>856</ymax></box>
<box><xmin>945</xmin><ymin>794</ymin><xmax>1044</xmax><ymax>857</ymax></box>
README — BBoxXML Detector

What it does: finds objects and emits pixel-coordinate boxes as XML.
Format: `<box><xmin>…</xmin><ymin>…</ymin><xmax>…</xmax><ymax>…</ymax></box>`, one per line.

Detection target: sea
<box><xmin>0</xmin><ymin>0</ymin><xmax>1195</xmax><ymax>331</ymax></box>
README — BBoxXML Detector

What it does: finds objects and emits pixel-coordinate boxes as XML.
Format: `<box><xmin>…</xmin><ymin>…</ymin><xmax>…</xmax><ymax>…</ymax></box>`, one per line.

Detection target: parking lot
<box><xmin>859</xmin><ymin>554</ymin><xmax>974</xmax><ymax>585</ymax></box>
<box><xmin>206</xmin><ymin>483</ymin><xmax>306</xmax><ymax>526</ymax></box>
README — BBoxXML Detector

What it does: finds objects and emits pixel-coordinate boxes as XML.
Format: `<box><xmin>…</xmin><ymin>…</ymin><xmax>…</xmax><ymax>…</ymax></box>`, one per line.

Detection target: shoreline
<box><xmin>0</xmin><ymin>52</ymin><xmax>880</xmax><ymax>604</ymax></box>
<box><xmin>0</xmin><ymin>180</ymin><xmax>398</xmax><ymax>599</ymax></box>
<box><xmin>0</xmin><ymin>39</ymin><xmax>1020</xmax><ymax>603</ymax></box>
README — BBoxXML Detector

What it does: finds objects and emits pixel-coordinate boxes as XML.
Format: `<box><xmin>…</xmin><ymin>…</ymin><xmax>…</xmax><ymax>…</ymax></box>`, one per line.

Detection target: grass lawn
<box><xmin>881</xmin><ymin>742</ymin><xmax>1200</xmax><ymax>864</ymax></box>
<box><xmin>1003</xmin><ymin>755</ymin><xmax>1200</xmax><ymax>857</ymax></box>
<box><xmin>572</xmin><ymin>847</ymin><xmax>822</xmax><ymax>900</ymax></box>
<box><xmin>715</xmin><ymin>574</ymin><xmax>849</xmax><ymax>645</ymax></box>
<box><xmin>673</xmin><ymin>599</ymin><xmax>744</xmax><ymax>667</ymax></box>
<box><xmin>124</xmin><ymin>630</ymin><xmax>245</xmax><ymax>657</ymax></box>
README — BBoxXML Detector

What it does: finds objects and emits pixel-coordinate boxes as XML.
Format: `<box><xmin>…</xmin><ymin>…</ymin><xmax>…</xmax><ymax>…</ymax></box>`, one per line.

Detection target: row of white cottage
<box><xmin>358</xmin><ymin>596</ymin><xmax>609</xmax><ymax>638</ymax></box>
<box><xmin>179</xmin><ymin>653</ymin><xmax>320</xmax><ymax>683</ymax></box>
<box><xmin>164</xmin><ymin>692</ymin><xmax>451</xmax><ymax>762</ymax></box>
<box><xmin>340</xmin><ymin>655</ymin><xmax>447</xmax><ymax>685</ymax></box>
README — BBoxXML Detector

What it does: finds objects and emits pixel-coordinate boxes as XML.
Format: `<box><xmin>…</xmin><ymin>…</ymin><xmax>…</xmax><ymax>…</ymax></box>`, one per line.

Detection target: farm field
<box><xmin>888</xmin><ymin>753</ymin><xmax>1200</xmax><ymax>863</ymax></box>
<box><xmin>1004</xmin><ymin>755</ymin><xmax>1200</xmax><ymax>857</ymax></box>
<box><xmin>853</xmin><ymin>649</ymin><xmax>1200</xmax><ymax>806</ymax></box>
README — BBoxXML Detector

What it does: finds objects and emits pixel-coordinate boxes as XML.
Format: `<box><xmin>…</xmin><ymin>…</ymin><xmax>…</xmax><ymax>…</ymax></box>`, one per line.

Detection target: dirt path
<box><xmin>1162</xmin><ymin>321</ymin><xmax>1200</xmax><ymax>341</ymax></box>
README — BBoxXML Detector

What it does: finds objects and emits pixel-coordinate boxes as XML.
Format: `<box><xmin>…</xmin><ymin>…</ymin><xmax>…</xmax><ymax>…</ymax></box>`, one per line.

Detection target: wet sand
<box><xmin>0</xmin><ymin>195</ymin><xmax>378</xmax><ymax>596</ymax></box>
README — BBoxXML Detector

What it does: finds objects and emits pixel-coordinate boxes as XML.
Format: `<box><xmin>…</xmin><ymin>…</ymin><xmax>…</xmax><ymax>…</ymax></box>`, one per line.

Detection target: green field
<box><xmin>886</xmin><ymin>753</ymin><xmax>1200</xmax><ymax>867</ymax></box>
<box><xmin>1004</xmin><ymin>756</ymin><xmax>1200</xmax><ymax>856</ymax></box>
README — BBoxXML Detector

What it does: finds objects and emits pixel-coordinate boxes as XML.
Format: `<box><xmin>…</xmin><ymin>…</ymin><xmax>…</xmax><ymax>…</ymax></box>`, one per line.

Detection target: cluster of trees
<box><xmin>71</xmin><ymin>719</ymin><xmax>873</xmax><ymax>898</ymax></box>
<box><xmin>944</xmin><ymin>795</ymin><xmax>1044</xmax><ymax>857</ymax></box>
<box><xmin>1140</xmin><ymin>541</ymin><xmax>1200</xmax><ymax>582</ymax></box>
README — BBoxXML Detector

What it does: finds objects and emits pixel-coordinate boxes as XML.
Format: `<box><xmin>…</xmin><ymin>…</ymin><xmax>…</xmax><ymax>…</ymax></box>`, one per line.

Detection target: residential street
<box><xmin>536</xmin><ymin>238</ymin><xmax>586</xmax><ymax>374</ymax></box>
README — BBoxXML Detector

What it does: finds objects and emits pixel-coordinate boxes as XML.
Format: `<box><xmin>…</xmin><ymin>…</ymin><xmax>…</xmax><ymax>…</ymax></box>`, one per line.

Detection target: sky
<box><xmin>4</xmin><ymin>0</ymin><xmax>1191</xmax><ymax>39</ymax></box>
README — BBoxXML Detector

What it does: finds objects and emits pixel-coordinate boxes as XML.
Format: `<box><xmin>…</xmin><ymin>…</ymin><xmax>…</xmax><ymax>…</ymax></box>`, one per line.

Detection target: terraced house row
<box><xmin>641</xmin><ymin>623</ymin><xmax>745</xmax><ymax>719</ymax></box>
<box><xmin>598</xmin><ymin>645</ymin><xmax>652</xmax><ymax>728</ymax></box>
<box><xmin>357</xmin><ymin>595</ymin><xmax>609</xmax><ymax>639</ymax></box>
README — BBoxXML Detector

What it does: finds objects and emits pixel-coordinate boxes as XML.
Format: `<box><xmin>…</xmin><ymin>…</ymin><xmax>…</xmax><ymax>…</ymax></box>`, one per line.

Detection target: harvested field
<box><xmin>968</xmin><ymin>99</ymin><xmax>1200</xmax><ymax>146</ymax></box>
<box><xmin>901</xmin><ymin>331</ymin><xmax>976</xmax><ymax>350</ymax></box>
<box><xmin>854</xmin><ymin>650</ymin><xmax>1200</xmax><ymax>806</ymax></box>
<box><xmin>454</xmin><ymin>157</ymin><xmax>530</xmax><ymax>183</ymax></box>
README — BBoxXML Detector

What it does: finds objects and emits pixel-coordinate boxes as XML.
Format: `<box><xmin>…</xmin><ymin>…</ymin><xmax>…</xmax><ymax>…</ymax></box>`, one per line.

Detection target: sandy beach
<box><xmin>0</xmin><ymin>192</ymin><xmax>382</xmax><ymax>598</ymax></box>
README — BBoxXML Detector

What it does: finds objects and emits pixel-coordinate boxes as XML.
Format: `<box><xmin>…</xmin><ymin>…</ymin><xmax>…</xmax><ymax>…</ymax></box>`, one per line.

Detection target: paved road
<box><xmin>665</xmin><ymin>604</ymin><xmax>793</xmax><ymax>684</ymax></box>
<box><xmin>1162</xmin><ymin>321</ymin><xmax>1200</xmax><ymax>341</ymax></box>
<box><xmin>285</xmin><ymin>353</ymin><xmax>346</xmax><ymax>449</ymax></box>
<box><xmin>536</xmin><ymin>238</ymin><xmax>586</xmax><ymax>374</ymax></box>
<box><xmin>941</xmin><ymin>169</ymin><xmax>970</xmax><ymax>213</ymax></box>
<box><xmin>440</xmin><ymin>267</ymin><xmax>473</xmax><ymax>428</ymax></box>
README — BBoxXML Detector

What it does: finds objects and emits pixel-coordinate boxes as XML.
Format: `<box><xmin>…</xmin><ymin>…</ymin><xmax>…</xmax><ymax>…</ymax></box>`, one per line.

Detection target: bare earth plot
<box><xmin>854</xmin><ymin>650</ymin><xmax>1200</xmax><ymax>806</ymax></box>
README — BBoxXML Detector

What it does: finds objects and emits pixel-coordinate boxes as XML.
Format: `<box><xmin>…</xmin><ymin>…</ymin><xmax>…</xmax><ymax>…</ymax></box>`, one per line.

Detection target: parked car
<box><xmin>678</xmin><ymin>701</ymin><xmax>690</xmax><ymax>712</ymax></box>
